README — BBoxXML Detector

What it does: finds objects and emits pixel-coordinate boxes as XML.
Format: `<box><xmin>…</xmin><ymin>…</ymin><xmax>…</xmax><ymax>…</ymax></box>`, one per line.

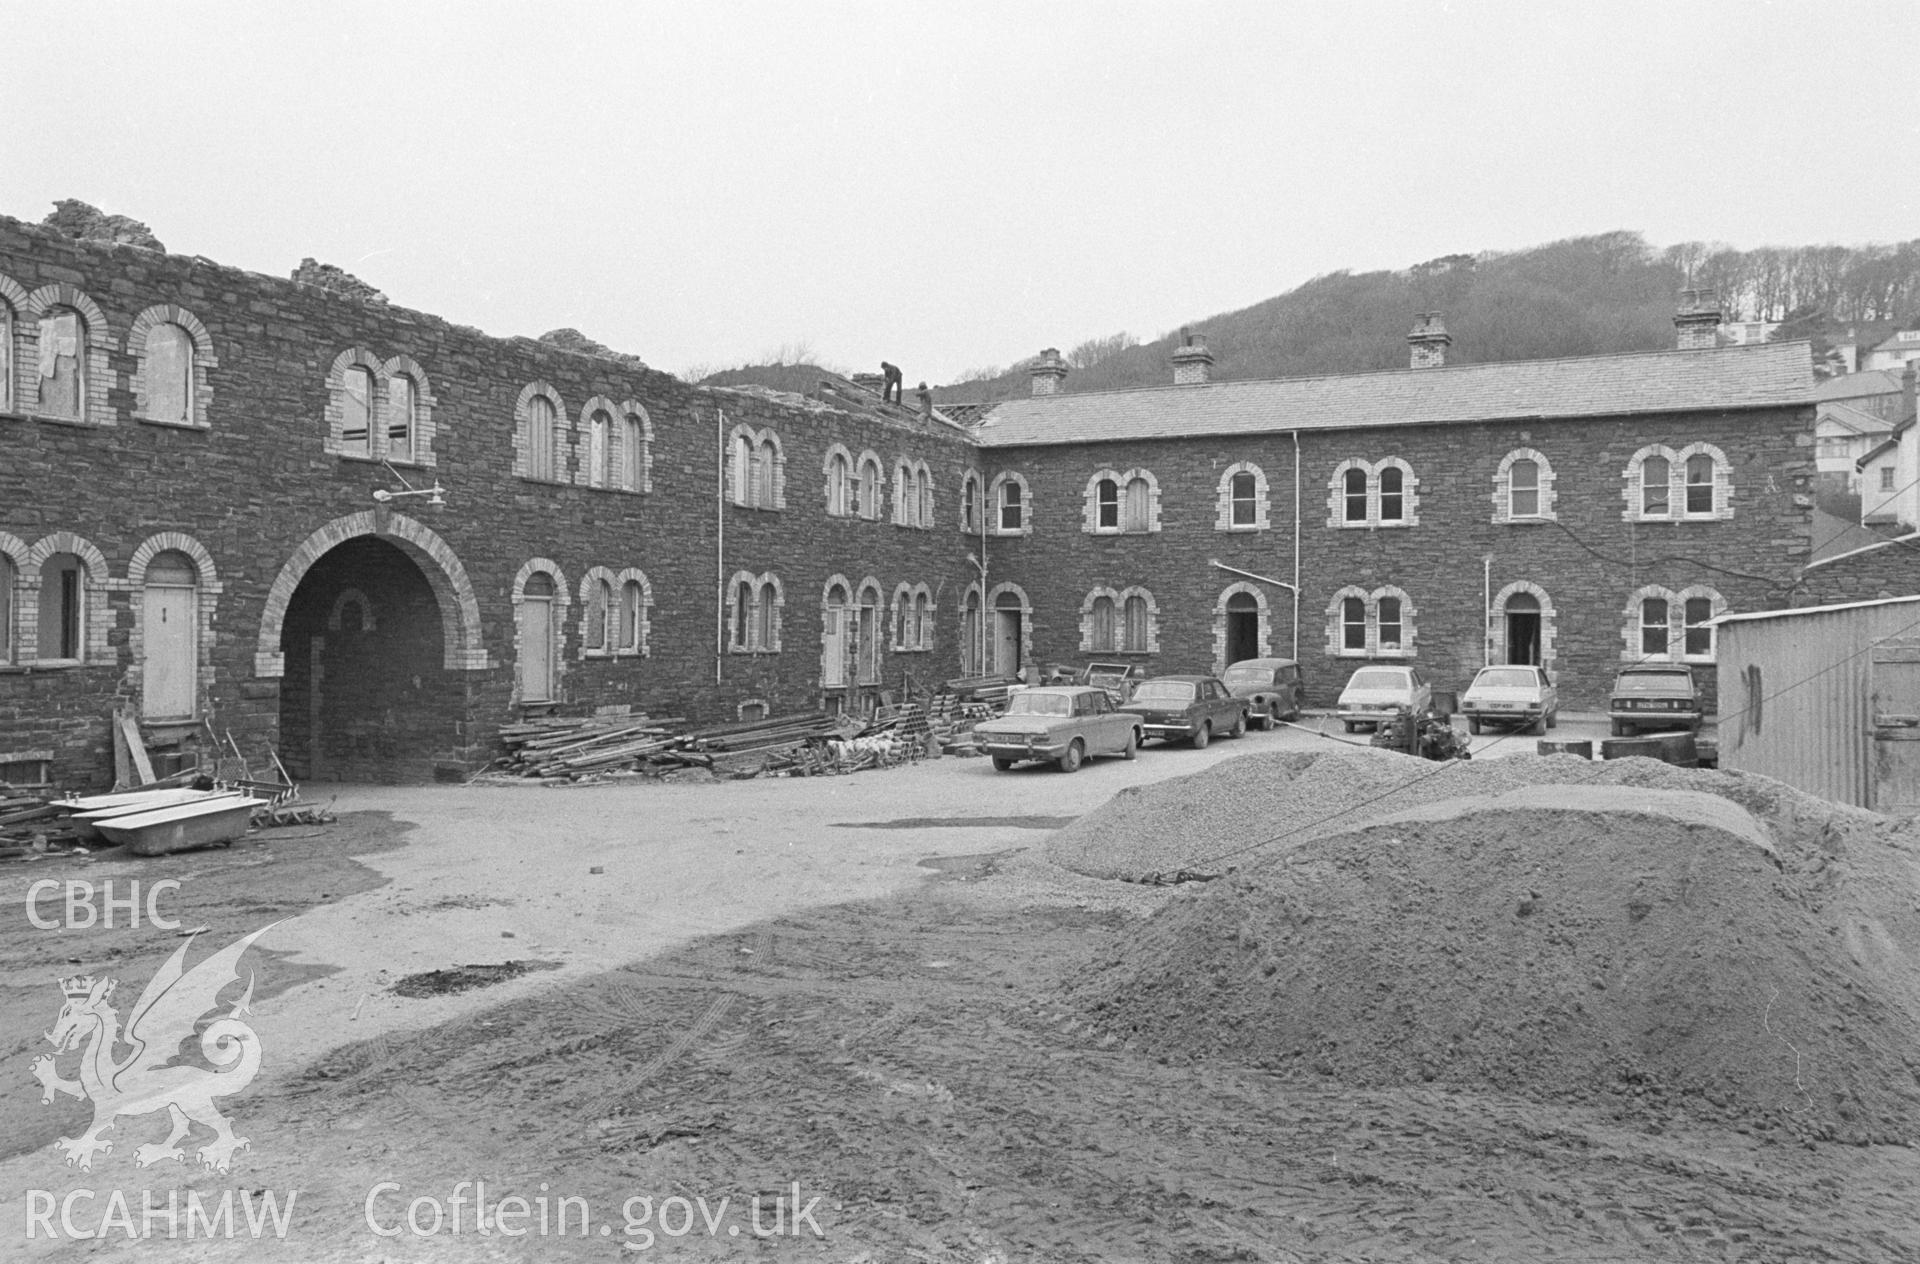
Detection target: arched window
<box><xmin>37</xmin><ymin>307</ymin><xmax>85</xmax><ymax>419</ymax></box>
<box><xmin>1343</xmin><ymin>467</ymin><xmax>1368</xmax><ymax>523</ymax></box>
<box><xmin>0</xmin><ymin>552</ymin><xmax>14</xmax><ymax>664</ymax></box>
<box><xmin>1096</xmin><ymin>478</ymin><xmax>1120</xmax><ymax>530</ymax></box>
<box><xmin>826</xmin><ymin>451</ymin><xmax>851</xmax><ymax>516</ymax></box>
<box><xmin>914</xmin><ymin>590</ymin><xmax>931</xmax><ymax>649</ymax></box>
<box><xmin>1376</xmin><ymin>595</ymin><xmax>1403</xmax><ymax>651</ymax></box>
<box><xmin>145</xmin><ymin>324</ymin><xmax>194</xmax><ymax>425</ymax></box>
<box><xmin>856</xmin><ymin>583</ymin><xmax>881</xmax><ymax>684</ymax></box>
<box><xmin>756</xmin><ymin>581</ymin><xmax>776</xmax><ymax>650</ymax></box>
<box><xmin>895</xmin><ymin>589</ymin><xmax>913</xmax><ymax>646</ymax></box>
<box><xmin>822</xmin><ymin>581</ymin><xmax>850</xmax><ymax>686</ymax></box>
<box><xmin>1342</xmin><ymin>596</ymin><xmax>1366</xmax><ymax>651</ymax></box>
<box><xmin>1089</xmin><ymin>594</ymin><xmax>1116</xmax><ymax>652</ymax></box>
<box><xmin>997</xmin><ymin>477</ymin><xmax>1023</xmax><ymax>531</ymax></box>
<box><xmin>858</xmin><ymin>454</ymin><xmax>882</xmax><ymax>519</ymax></box>
<box><xmin>0</xmin><ymin>300</ymin><xmax>12</xmax><ymax>413</ymax></box>
<box><xmin>733</xmin><ymin>577</ymin><xmax>754</xmax><ymax>649</ymax></box>
<box><xmin>1683</xmin><ymin>595</ymin><xmax>1715</xmax><ymax>656</ymax></box>
<box><xmin>1685</xmin><ymin>453</ymin><xmax>1716</xmax><ymax>516</ymax></box>
<box><xmin>381</xmin><ymin>372</ymin><xmax>414</xmax><ymax>463</ymax></box>
<box><xmin>918</xmin><ymin>467</ymin><xmax>933</xmax><ymax>528</ymax></box>
<box><xmin>961</xmin><ymin>472</ymin><xmax>982</xmax><ymax>533</ymax></box>
<box><xmin>584</xmin><ymin>577</ymin><xmax>611</xmax><ymax>652</ymax></box>
<box><xmin>1378</xmin><ymin>466</ymin><xmax>1404</xmax><ymax>523</ymax></box>
<box><xmin>527</xmin><ymin>395</ymin><xmax>558</xmax><ymax>481</ymax></box>
<box><xmin>1508</xmin><ymin>459</ymin><xmax>1539</xmax><ymax>518</ymax></box>
<box><xmin>1122</xmin><ymin>477</ymin><xmax>1151</xmax><ymax>532</ymax></box>
<box><xmin>1230</xmin><ymin>471</ymin><xmax>1257</xmax><ymax>526</ymax></box>
<box><xmin>622</xmin><ymin>412</ymin><xmax>647</xmax><ymax>491</ymax></box>
<box><xmin>341</xmin><ymin>365</ymin><xmax>375</xmax><ymax>455</ymax></box>
<box><xmin>39</xmin><ymin>551</ymin><xmax>87</xmax><ymax>663</ymax></box>
<box><xmin>894</xmin><ymin>461</ymin><xmax>914</xmax><ymax>525</ymax></box>
<box><xmin>1641</xmin><ymin>455</ymin><xmax>1671</xmax><ymax>516</ymax></box>
<box><xmin>618</xmin><ymin>579</ymin><xmax>645</xmax><ymax>653</ymax></box>
<box><xmin>1640</xmin><ymin>596</ymin><xmax>1669</xmax><ymax>656</ymax></box>
<box><xmin>1123</xmin><ymin>594</ymin><xmax>1149</xmax><ymax>652</ymax></box>
<box><xmin>588</xmin><ymin>409</ymin><xmax>613</xmax><ymax>489</ymax></box>
<box><xmin>962</xmin><ymin>589</ymin><xmax>982</xmax><ymax>674</ymax></box>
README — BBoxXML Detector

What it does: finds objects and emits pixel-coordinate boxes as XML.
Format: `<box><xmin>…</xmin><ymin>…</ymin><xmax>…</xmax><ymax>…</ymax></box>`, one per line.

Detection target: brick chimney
<box><xmin>1673</xmin><ymin>288</ymin><xmax>1724</xmax><ymax>350</ymax></box>
<box><xmin>1171</xmin><ymin>328</ymin><xmax>1214</xmax><ymax>385</ymax></box>
<box><xmin>1029</xmin><ymin>348</ymin><xmax>1068</xmax><ymax>396</ymax></box>
<box><xmin>1407</xmin><ymin>312</ymin><xmax>1452</xmax><ymax>369</ymax></box>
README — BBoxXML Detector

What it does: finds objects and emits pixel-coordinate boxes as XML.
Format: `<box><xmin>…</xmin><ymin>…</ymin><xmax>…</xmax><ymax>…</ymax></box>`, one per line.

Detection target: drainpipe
<box><xmin>1483</xmin><ymin>553</ymin><xmax>1493</xmax><ymax>668</ymax></box>
<box><xmin>715</xmin><ymin>407</ymin><xmax>725</xmax><ymax>685</ymax></box>
<box><xmin>978</xmin><ymin>481</ymin><xmax>988</xmax><ymax>674</ymax></box>
<box><xmin>1291</xmin><ymin>431</ymin><xmax>1302</xmax><ymax>661</ymax></box>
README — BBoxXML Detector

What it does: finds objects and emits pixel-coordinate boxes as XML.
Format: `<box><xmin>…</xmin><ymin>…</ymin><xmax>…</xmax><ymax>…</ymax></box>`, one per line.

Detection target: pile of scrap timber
<box><xmin>0</xmin><ymin>783</ymin><xmax>78</xmax><ymax>858</ymax></box>
<box><xmin>483</xmin><ymin>704</ymin><xmax>982</xmax><ymax>783</ymax></box>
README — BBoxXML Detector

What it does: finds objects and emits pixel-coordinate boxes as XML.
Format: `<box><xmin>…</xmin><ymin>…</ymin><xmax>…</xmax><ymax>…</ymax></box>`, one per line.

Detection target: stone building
<box><xmin>0</xmin><ymin>213</ymin><xmax>1817</xmax><ymax>787</ymax></box>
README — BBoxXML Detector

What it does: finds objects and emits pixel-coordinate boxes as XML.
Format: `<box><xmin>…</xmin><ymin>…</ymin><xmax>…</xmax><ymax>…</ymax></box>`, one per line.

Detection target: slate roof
<box><xmin>1813</xmin><ymin>368</ymin><xmax>1903</xmax><ymax>402</ymax></box>
<box><xmin>1817</xmin><ymin>399</ymin><xmax>1894</xmax><ymax>435</ymax></box>
<box><xmin>972</xmin><ymin>342</ymin><xmax>1815</xmax><ymax>448</ymax></box>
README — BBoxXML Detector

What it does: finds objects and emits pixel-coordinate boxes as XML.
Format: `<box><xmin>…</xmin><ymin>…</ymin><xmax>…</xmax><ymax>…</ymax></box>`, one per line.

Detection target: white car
<box><xmin>1336</xmin><ymin>665</ymin><xmax>1433</xmax><ymax>733</ymax></box>
<box><xmin>1461</xmin><ymin>664</ymin><xmax>1558</xmax><ymax>735</ymax></box>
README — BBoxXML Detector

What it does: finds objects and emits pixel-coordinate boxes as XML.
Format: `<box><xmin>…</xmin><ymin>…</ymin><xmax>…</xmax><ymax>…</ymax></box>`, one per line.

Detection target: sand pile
<box><xmin>1060</xmin><ymin>752</ymin><xmax>1920</xmax><ymax>1143</ymax></box>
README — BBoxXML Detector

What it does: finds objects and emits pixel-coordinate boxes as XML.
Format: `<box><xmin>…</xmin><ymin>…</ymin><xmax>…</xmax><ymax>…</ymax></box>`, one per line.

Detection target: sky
<box><xmin>6</xmin><ymin>1</ymin><xmax>1915</xmax><ymax>384</ymax></box>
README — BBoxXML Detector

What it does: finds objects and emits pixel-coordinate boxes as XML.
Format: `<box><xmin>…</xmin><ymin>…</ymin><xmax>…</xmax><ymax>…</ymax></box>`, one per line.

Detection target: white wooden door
<box><xmin>142</xmin><ymin>583</ymin><xmax>196</xmax><ymax>718</ymax></box>
<box><xmin>822</xmin><ymin>607</ymin><xmax>846</xmax><ymax>687</ymax></box>
<box><xmin>518</xmin><ymin>597</ymin><xmax>553</xmax><ymax>702</ymax></box>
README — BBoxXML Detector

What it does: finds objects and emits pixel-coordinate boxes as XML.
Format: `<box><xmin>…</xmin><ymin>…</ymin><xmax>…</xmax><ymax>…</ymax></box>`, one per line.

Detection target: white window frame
<box><xmin>1082</xmin><ymin>467</ymin><xmax>1161</xmax><ymax>535</ymax></box>
<box><xmin>990</xmin><ymin>473</ymin><xmax>1032</xmax><ymax>537</ymax></box>
<box><xmin>1215</xmin><ymin>461</ymin><xmax>1271</xmax><ymax>532</ymax></box>
<box><xmin>1325</xmin><ymin>585</ymin><xmax>1418</xmax><ymax>658</ymax></box>
<box><xmin>1491</xmin><ymin>448</ymin><xmax>1557</xmax><ymax>523</ymax></box>
<box><xmin>1327</xmin><ymin>458</ymin><xmax>1420</xmax><ymax>529</ymax></box>
<box><xmin>1621</xmin><ymin>584</ymin><xmax>1725</xmax><ymax>662</ymax></box>
<box><xmin>1623</xmin><ymin>444</ymin><xmax>1733</xmax><ymax>522</ymax></box>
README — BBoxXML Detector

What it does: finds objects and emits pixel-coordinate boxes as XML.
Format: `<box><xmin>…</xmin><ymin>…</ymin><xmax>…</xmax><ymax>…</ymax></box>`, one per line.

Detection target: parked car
<box><xmin>1336</xmin><ymin>665</ymin><xmax>1433</xmax><ymax>733</ymax></box>
<box><xmin>1608</xmin><ymin>664</ymin><xmax>1702</xmax><ymax>736</ymax></box>
<box><xmin>1119</xmin><ymin>675</ymin><xmax>1249</xmax><ymax>748</ymax></box>
<box><xmin>1460</xmin><ymin>664</ymin><xmax>1558</xmax><ymax>735</ymax></box>
<box><xmin>1221</xmin><ymin>658</ymin><xmax>1306</xmax><ymax>729</ymax></box>
<box><xmin>974</xmin><ymin>686</ymin><xmax>1141</xmax><ymax>772</ymax></box>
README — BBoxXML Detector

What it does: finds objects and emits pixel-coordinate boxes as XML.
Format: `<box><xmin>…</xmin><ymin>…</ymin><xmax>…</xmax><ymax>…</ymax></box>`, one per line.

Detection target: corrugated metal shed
<box><xmin>974</xmin><ymin>341</ymin><xmax>1815</xmax><ymax>448</ymax></box>
<box><xmin>1715</xmin><ymin>595</ymin><xmax>1920</xmax><ymax>808</ymax></box>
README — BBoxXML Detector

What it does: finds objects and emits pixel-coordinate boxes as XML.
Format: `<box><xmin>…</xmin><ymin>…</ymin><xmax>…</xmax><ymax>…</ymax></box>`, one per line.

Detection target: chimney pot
<box><xmin>1171</xmin><ymin>332</ymin><xmax>1214</xmax><ymax>385</ymax></box>
<box><xmin>1673</xmin><ymin>287</ymin><xmax>1724</xmax><ymax>350</ymax></box>
<box><xmin>1029</xmin><ymin>347</ymin><xmax>1069</xmax><ymax>397</ymax></box>
<box><xmin>1408</xmin><ymin>312</ymin><xmax>1452</xmax><ymax>369</ymax></box>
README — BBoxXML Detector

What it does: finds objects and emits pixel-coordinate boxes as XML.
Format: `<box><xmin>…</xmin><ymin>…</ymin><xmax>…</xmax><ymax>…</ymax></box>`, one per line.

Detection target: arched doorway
<box><xmin>1224</xmin><ymin>591</ymin><xmax>1260</xmax><ymax>665</ymax></box>
<box><xmin>1504</xmin><ymin>592</ymin><xmax>1542</xmax><ymax>665</ymax></box>
<box><xmin>277</xmin><ymin>536</ymin><xmax>454</xmax><ymax>782</ymax></box>
<box><xmin>140</xmin><ymin>549</ymin><xmax>199</xmax><ymax>720</ymax></box>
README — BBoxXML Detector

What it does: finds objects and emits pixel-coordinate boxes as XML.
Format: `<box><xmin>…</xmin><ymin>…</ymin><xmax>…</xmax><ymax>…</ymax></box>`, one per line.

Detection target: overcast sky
<box><xmin>7</xmin><ymin>1</ymin><xmax>1914</xmax><ymax>384</ymax></box>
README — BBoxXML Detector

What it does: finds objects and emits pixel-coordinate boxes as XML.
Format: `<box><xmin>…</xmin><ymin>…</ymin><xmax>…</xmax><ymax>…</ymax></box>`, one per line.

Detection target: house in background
<box><xmin>1817</xmin><ymin>398</ymin><xmax>1895</xmax><ymax>495</ymax></box>
<box><xmin>1864</xmin><ymin>330</ymin><xmax>1920</xmax><ymax>373</ymax></box>
<box><xmin>1852</xmin><ymin>366</ymin><xmax>1920</xmax><ymax>526</ymax></box>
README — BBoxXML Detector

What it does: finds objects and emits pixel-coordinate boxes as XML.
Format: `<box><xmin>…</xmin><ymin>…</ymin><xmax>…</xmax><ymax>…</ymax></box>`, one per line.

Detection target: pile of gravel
<box><xmin>1058</xmin><ymin>751</ymin><xmax>1920</xmax><ymax>1143</ymax></box>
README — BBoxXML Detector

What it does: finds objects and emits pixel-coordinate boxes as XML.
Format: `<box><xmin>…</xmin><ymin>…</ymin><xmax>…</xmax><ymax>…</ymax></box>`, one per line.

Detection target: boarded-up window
<box><xmin>527</xmin><ymin>396</ymin><xmax>557</xmax><ymax>481</ymax></box>
<box><xmin>387</xmin><ymin>374</ymin><xmax>416</xmax><ymax>463</ymax></box>
<box><xmin>588</xmin><ymin>411</ymin><xmax>612</xmax><ymax>488</ymax></box>
<box><xmin>1123</xmin><ymin>477</ymin><xmax>1150</xmax><ymax>531</ymax></box>
<box><xmin>585</xmin><ymin>579</ymin><xmax>609</xmax><ymax>650</ymax></box>
<box><xmin>38</xmin><ymin>309</ymin><xmax>84</xmax><ymax>419</ymax></box>
<box><xmin>623</xmin><ymin>415</ymin><xmax>645</xmax><ymax>490</ymax></box>
<box><xmin>146</xmin><ymin>323</ymin><xmax>193</xmax><ymax>424</ymax></box>
<box><xmin>342</xmin><ymin>366</ymin><xmax>374</xmax><ymax>454</ymax></box>
<box><xmin>1124</xmin><ymin>594</ymin><xmax>1149</xmax><ymax>651</ymax></box>
<box><xmin>1089</xmin><ymin>595</ymin><xmax>1115</xmax><ymax>652</ymax></box>
<box><xmin>731</xmin><ymin>435</ymin><xmax>754</xmax><ymax>506</ymax></box>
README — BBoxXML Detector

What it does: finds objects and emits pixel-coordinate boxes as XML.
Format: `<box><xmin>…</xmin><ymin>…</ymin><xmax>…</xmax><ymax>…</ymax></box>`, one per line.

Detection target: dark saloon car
<box><xmin>1119</xmin><ymin>675</ymin><xmax>1250</xmax><ymax>748</ymax></box>
<box><xmin>974</xmin><ymin>686</ymin><xmax>1142</xmax><ymax>772</ymax></box>
<box><xmin>1608</xmin><ymin>664</ymin><xmax>1702</xmax><ymax>736</ymax></box>
<box><xmin>1221</xmin><ymin>657</ymin><xmax>1306</xmax><ymax>729</ymax></box>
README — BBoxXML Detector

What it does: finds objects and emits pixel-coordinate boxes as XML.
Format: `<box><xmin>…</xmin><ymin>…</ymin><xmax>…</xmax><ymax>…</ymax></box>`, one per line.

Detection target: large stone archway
<box><xmin>253</xmin><ymin>512</ymin><xmax>487</xmax><ymax>679</ymax></box>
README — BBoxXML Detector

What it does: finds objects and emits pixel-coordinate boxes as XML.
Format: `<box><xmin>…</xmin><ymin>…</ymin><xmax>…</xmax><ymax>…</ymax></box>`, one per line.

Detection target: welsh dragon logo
<box><xmin>30</xmin><ymin>924</ymin><xmax>278</xmax><ymax>1173</ymax></box>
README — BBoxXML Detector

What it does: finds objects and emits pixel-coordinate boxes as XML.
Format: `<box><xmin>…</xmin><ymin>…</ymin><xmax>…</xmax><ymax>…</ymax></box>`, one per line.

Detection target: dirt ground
<box><xmin>4</xmin><ymin>725</ymin><xmax>1919</xmax><ymax>1261</ymax></box>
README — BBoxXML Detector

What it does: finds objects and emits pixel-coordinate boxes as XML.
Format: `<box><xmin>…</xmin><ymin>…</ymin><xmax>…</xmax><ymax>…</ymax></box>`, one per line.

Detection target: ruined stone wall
<box><xmin>0</xmin><ymin>216</ymin><xmax>977</xmax><ymax>786</ymax></box>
